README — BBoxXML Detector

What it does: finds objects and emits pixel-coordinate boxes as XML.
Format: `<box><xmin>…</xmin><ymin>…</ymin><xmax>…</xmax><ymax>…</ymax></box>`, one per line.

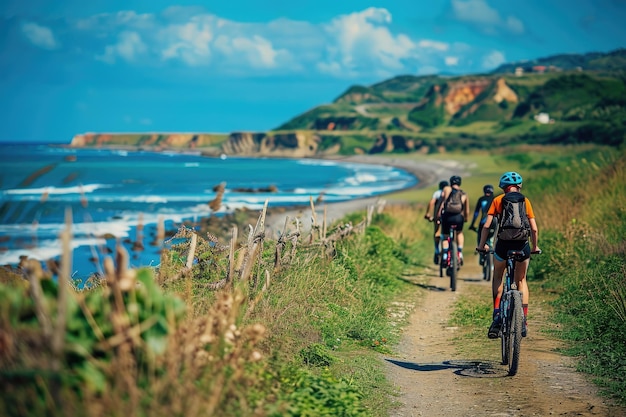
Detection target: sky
<box><xmin>1</xmin><ymin>0</ymin><xmax>625</xmax><ymax>143</ymax></box>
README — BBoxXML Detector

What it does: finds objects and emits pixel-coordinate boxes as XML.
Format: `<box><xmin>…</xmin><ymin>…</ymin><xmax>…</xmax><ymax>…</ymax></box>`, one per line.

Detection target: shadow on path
<box><xmin>385</xmin><ymin>358</ymin><xmax>509</xmax><ymax>378</ymax></box>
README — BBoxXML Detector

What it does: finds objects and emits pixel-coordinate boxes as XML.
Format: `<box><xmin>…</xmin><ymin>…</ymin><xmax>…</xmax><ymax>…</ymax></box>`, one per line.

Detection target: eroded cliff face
<box><xmin>442</xmin><ymin>78</ymin><xmax>518</xmax><ymax>115</ymax></box>
<box><xmin>220</xmin><ymin>132</ymin><xmax>321</xmax><ymax>157</ymax></box>
<box><xmin>71</xmin><ymin>132</ymin><xmax>323</xmax><ymax>157</ymax></box>
<box><xmin>493</xmin><ymin>78</ymin><xmax>519</xmax><ymax>103</ymax></box>
<box><xmin>70</xmin><ymin>133</ymin><xmax>223</xmax><ymax>149</ymax></box>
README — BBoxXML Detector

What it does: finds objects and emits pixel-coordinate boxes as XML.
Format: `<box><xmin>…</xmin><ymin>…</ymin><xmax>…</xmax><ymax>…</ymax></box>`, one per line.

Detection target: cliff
<box><xmin>70</xmin><ymin>131</ymin><xmax>324</xmax><ymax>158</ymax></box>
<box><xmin>70</xmin><ymin>133</ymin><xmax>228</xmax><ymax>150</ymax></box>
<box><xmin>220</xmin><ymin>131</ymin><xmax>321</xmax><ymax>157</ymax></box>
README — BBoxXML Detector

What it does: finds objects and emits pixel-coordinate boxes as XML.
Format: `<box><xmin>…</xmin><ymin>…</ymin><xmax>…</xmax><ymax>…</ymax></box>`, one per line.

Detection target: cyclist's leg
<box><xmin>451</xmin><ymin>214</ymin><xmax>465</xmax><ymax>265</ymax></box>
<box><xmin>488</xmin><ymin>240</ymin><xmax>507</xmax><ymax>338</ymax></box>
<box><xmin>476</xmin><ymin>224</ymin><xmax>484</xmax><ymax>264</ymax></box>
<box><xmin>515</xmin><ymin>258</ymin><xmax>530</xmax><ymax>305</ymax></box>
<box><xmin>514</xmin><ymin>243</ymin><xmax>531</xmax><ymax>335</ymax></box>
<box><xmin>440</xmin><ymin>216</ymin><xmax>451</xmax><ymax>263</ymax></box>
<box><xmin>433</xmin><ymin>222</ymin><xmax>442</xmax><ymax>264</ymax></box>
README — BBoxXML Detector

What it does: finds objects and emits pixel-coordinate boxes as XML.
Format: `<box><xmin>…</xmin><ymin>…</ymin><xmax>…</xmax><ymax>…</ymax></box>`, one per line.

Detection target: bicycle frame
<box><xmin>473</xmin><ymin>226</ymin><xmax>494</xmax><ymax>281</ymax></box>
<box><xmin>499</xmin><ymin>249</ymin><xmax>540</xmax><ymax>376</ymax></box>
<box><xmin>442</xmin><ymin>225</ymin><xmax>458</xmax><ymax>291</ymax></box>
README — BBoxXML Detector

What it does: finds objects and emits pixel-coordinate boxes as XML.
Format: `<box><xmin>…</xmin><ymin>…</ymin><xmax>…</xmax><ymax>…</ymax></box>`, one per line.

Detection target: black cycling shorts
<box><xmin>494</xmin><ymin>240</ymin><xmax>530</xmax><ymax>262</ymax></box>
<box><xmin>441</xmin><ymin>213</ymin><xmax>464</xmax><ymax>235</ymax></box>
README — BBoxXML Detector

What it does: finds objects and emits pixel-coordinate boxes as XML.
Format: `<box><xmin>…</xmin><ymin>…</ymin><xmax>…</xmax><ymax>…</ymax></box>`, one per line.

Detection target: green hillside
<box><xmin>274</xmin><ymin>49</ymin><xmax>626</xmax><ymax>154</ymax></box>
<box><xmin>492</xmin><ymin>47</ymin><xmax>626</xmax><ymax>73</ymax></box>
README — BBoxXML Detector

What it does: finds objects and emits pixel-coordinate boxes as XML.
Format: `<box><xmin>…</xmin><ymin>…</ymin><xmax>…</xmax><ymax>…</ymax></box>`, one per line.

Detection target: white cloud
<box><xmin>451</xmin><ymin>0</ymin><xmax>525</xmax><ymax>35</ymax></box>
<box><xmin>215</xmin><ymin>35</ymin><xmax>288</xmax><ymax>69</ymax></box>
<box><xmin>75</xmin><ymin>11</ymin><xmax>154</xmax><ymax>31</ymax></box>
<box><xmin>21</xmin><ymin>22</ymin><xmax>59</xmax><ymax>50</ymax></box>
<box><xmin>445</xmin><ymin>56</ymin><xmax>459</xmax><ymax>66</ymax></box>
<box><xmin>97</xmin><ymin>31</ymin><xmax>147</xmax><ymax>64</ymax></box>
<box><xmin>21</xmin><ymin>6</ymin><xmax>487</xmax><ymax>77</ymax></box>
<box><xmin>318</xmin><ymin>7</ymin><xmax>417</xmax><ymax>75</ymax></box>
<box><xmin>482</xmin><ymin>50</ymin><xmax>506</xmax><ymax>69</ymax></box>
<box><xmin>160</xmin><ymin>16</ymin><xmax>215</xmax><ymax>65</ymax></box>
<box><xmin>419</xmin><ymin>40</ymin><xmax>449</xmax><ymax>51</ymax></box>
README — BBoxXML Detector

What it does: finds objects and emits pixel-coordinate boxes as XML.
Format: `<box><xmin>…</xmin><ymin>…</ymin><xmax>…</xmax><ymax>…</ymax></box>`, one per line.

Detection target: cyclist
<box><xmin>435</xmin><ymin>175</ymin><xmax>469</xmax><ymax>267</ymax></box>
<box><xmin>469</xmin><ymin>184</ymin><xmax>496</xmax><ymax>267</ymax></box>
<box><xmin>424</xmin><ymin>180</ymin><xmax>449</xmax><ymax>264</ymax></box>
<box><xmin>476</xmin><ymin>172</ymin><xmax>540</xmax><ymax>339</ymax></box>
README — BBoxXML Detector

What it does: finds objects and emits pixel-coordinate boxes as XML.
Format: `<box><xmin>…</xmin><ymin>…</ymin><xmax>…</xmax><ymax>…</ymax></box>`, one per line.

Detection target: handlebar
<box><xmin>475</xmin><ymin>248</ymin><xmax>542</xmax><ymax>255</ymax></box>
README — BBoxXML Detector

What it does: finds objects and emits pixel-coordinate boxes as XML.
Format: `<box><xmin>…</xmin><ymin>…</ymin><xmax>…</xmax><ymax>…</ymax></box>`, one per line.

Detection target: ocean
<box><xmin>0</xmin><ymin>142</ymin><xmax>417</xmax><ymax>281</ymax></box>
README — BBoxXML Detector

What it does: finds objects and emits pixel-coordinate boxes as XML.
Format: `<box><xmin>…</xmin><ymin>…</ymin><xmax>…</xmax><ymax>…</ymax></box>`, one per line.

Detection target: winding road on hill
<box><xmin>383</xmin><ymin>258</ymin><xmax>624</xmax><ymax>417</ymax></box>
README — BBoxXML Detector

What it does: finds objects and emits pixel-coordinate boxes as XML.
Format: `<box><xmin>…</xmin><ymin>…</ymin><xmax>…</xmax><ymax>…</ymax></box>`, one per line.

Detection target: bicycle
<box><xmin>470</xmin><ymin>225</ymin><xmax>495</xmax><ymax>282</ymax></box>
<box><xmin>441</xmin><ymin>224</ymin><xmax>459</xmax><ymax>291</ymax></box>
<box><xmin>481</xmin><ymin>248</ymin><xmax>541</xmax><ymax>376</ymax></box>
<box><xmin>425</xmin><ymin>216</ymin><xmax>446</xmax><ymax>278</ymax></box>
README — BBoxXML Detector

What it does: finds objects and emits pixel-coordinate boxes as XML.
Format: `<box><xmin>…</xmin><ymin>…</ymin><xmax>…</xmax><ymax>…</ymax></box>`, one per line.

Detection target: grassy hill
<box><xmin>273</xmin><ymin>49</ymin><xmax>626</xmax><ymax>154</ymax></box>
<box><xmin>72</xmin><ymin>49</ymin><xmax>626</xmax><ymax>155</ymax></box>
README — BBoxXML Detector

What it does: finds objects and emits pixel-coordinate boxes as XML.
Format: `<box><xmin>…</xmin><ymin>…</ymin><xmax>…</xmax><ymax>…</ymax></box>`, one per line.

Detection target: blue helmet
<box><xmin>450</xmin><ymin>175</ymin><xmax>462</xmax><ymax>186</ymax></box>
<box><xmin>438</xmin><ymin>180</ymin><xmax>449</xmax><ymax>190</ymax></box>
<box><xmin>499</xmin><ymin>172</ymin><xmax>523</xmax><ymax>189</ymax></box>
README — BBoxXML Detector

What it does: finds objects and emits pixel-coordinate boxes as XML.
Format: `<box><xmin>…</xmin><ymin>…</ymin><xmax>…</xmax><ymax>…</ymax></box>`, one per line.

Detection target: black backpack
<box><xmin>497</xmin><ymin>192</ymin><xmax>531</xmax><ymax>241</ymax></box>
<box><xmin>443</xmin><ymin>188</ymin><xmax>464</xmax><ymax>215</ymax></box>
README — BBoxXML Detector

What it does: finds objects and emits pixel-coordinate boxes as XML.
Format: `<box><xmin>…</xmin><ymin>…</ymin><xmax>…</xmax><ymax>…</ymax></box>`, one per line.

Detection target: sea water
<box><xmin>0</xmin><ymin>142</ymin><xmax>417</xmax><ymax>281</ymax></box>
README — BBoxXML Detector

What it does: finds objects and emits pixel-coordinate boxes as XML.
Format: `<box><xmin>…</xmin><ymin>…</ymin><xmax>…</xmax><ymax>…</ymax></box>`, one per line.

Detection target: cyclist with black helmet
<box><xmin>435</xmin><ymin>175</ymin><xmax>469</xmax><ymax>267</ymax></box>
<box><xmin>476</xmin><ymin>172</ymin><xmax>540</xmax><ymax>339</ymax></box>
<box><xmin>469</xmin><ymin>185</ymin><xmax>497</xmax><ymax>266</ymax></box>
<box><xmin>424</xmin><ymin>180</ymin><xmax>449</xmax><ymax>264</ymax></box>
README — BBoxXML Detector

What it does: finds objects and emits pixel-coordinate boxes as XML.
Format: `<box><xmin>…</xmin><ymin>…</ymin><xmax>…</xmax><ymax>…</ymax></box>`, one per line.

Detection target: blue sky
<box><xmin>2</xmin><ymin>0</ymin><xmax>625</xmax><ymax>143</ymax></box>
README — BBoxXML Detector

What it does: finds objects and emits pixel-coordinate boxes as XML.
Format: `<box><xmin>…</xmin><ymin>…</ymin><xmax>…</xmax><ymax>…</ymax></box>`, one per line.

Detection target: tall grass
<box><xmin>515</xmin><ymin>147</ymin><xmax>626</xmax><ymax>404</ymax></box>
<box><xmin>0</xmin><ymin>198</ymin><xmax>421</xmax><ymax>416</ymax></box>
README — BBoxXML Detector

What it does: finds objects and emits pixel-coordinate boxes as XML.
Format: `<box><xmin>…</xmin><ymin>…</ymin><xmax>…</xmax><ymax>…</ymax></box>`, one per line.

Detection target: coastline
<box><xmin>262</xmin><ymin>154</ymin><xmax>470</xmax><ymax>238</ymax></box>
<box><xmin>49</xmin><ymin>143</ymin><xmax>469</xmax><ymax>241</ymax></box>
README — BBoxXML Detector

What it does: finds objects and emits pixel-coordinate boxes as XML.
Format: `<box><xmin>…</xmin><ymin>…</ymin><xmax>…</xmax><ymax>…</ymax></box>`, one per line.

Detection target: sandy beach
<box><xmin>263</xmin><ymin>154</ymin><xmax>470</xmax><ymax>238</ymax></box>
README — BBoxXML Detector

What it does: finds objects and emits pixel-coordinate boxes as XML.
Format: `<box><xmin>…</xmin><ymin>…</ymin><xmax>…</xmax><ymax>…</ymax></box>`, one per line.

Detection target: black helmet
<box><xmin>483</xmin><ymin>184</ymin><xmax>494</xmax><ymax>194</ymax></box>
<box><xmin>438</xmin><ymin>180</ymin><xmax>449</xmax><ymax>190</ymax></box>
<box><xmin>450</xmin><ymin>175</ymin><xmax>462</xmax><ymax>186</ymax></box>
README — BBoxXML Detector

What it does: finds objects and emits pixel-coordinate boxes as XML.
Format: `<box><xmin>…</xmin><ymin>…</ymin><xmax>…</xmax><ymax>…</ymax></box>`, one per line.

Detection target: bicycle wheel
<box><xmin>507</xmin><ymin>291</ymin><xmax>524</xmax><ymax>376</ymax></box>
<box><xmin>439</xmin><ymin>245</ymin><xmax>444</xmax><ymax>277</ymax></box>
<box><xmin>484</xmin><ymin>251</ymin><xmax>494</xmax><ymax>282</ymax></box>
<box><xmin>439</xmin><ymin>239</ymin><xmax>446</xmax><ymax>277</ymax></box>
<box><xmin>450</xmin><ymin>239</ymin><xmax>458</xmax><ymax>291</ymax></box>
<box><xmin>500</xmin><ymin>293</ymin><xmax>510</xmax><ymax>366</ymax></box>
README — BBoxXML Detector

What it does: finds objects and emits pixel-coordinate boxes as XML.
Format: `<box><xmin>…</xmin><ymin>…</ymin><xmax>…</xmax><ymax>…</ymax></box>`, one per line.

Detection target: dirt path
<box><xmin>384</xmin><ymin>253</ymin><xmax>624</xmax><ymax>417</ymax></box>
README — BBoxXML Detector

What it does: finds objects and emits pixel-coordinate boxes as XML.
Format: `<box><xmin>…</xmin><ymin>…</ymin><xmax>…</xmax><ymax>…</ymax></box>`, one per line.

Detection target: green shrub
<box><xmin>273</xmin><ymin>368</ymin><xmax>369</xmax><ymax>417</ymax></box>
<box><xmin>300</xmin><ymin>343</ymin><xmax>337</xmax><ymax>367</ymax></box>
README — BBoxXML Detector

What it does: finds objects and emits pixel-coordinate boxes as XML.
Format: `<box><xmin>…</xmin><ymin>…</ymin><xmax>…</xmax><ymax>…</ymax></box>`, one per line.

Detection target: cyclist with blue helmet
<box><xmin>424</xmin><ymin>180</ymin><xmax>449</xmax><ymax>264</ymax></box>
<box><xmin>477</xmin><ymin>172</ymin><xmax>540</xmax><ymax>339</ymax></box>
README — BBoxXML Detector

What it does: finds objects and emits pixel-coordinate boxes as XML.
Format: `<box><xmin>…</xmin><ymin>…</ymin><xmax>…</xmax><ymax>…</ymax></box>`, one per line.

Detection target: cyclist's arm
<box><xmin>529</xmin><ymin>218</ymin><xmax>540</xmax><ymax>252</ymax></box>
<box><xmin>526</xmin><ymin>199</ymin><xmax>540</xmax><ymax>252</ymax></box>
<box><xmin>463</xmin><ymin>194</ymin><xmax>471</xmax><ymax>222</ymax></box>
<box><xmin>424</xmin><ymin>197</ymin><xmax>436</xmax><ymax>219</ymax></box>
<box><xmin>477</xmin><ymin>214</ymin><xmax>494</xmax><ymax>249</ymax></box>
<box><xmin>469</xmin><ymin>198</ymin><xmax>481</xmax><ymax>227</ymax></box>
